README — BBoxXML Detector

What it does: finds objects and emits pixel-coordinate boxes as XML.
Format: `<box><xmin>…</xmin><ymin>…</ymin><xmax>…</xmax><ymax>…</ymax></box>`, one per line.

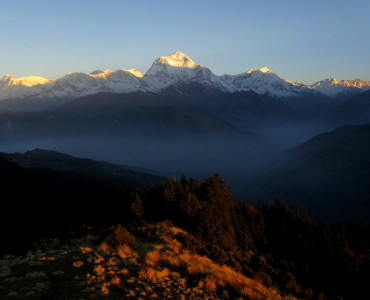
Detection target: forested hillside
<box><xmin>1</xmin><ymin>170</ymin><xmax>368</xmax><ymax>299</ymax></box>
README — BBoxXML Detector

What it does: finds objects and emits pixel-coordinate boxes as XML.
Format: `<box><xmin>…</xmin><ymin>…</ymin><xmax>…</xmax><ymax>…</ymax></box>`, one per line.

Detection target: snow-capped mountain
<box><xmin>0</xmin><ymin>69</ymin><xmax>143</xmax><ymax>101</ymax></box>
<box><xmin>0</xmin><ymin>75</ymin><xmax>52</xmax><ymax>100</ymax></box>
<box><xmin>142</xmin><ymin>51</ymin><xmax>230</xmax><ymax>92</ymax></box>
<box><xmin>310</xmin><ymin>78</ymin><xmax>370</xmax><ymax>98</ymax></box>
<box><xmin>1</xmin><ymin>51</ymin><xmax>368</xmax><ymax>107</ymax></box>
<box><xmin>221</xmin><ymin>67</ymin><xmax>313</xmax><ymax>97</ymax></box>
<box><xmin>0</xmin><ymin>75</ymin><xmax>52</xmax><ymax>87</ymax></box>
<box><xmin>42</xmin><ymin>69</ymin><xmax>143</xmax><ymax>99</ymax></box>
<box><xmin>142</xmin><ymin>53</ymin><xmax>315</xmax><ymax>97</ymax></box>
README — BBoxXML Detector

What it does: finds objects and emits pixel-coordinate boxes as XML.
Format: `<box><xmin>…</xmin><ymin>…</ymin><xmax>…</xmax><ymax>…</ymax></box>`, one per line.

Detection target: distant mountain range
<box><xmin>0</xmin><ymin>80</ymin><xmax>369</xmax><ymax>138</ymax></box>
<box><xmin>0</xmin><ymin>88</ymin><xmax>253</xmax><ymax>138</ymax></box>
<box><xmin>309</xmin><ymin>78</ymin><xmax>370</xmax><ymax>99</ymax></box>
<box><xmin>1</xmin><ymin>51</ymin><xmax>369</xmax><ymax>111</ymax></box>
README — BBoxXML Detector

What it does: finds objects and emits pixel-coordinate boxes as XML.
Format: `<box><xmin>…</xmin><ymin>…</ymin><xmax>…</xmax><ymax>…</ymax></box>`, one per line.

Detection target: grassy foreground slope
<box><xmin>0</xmin><ymin>222</ymin><xmax>295</xmax><ymax>300</ymax></box>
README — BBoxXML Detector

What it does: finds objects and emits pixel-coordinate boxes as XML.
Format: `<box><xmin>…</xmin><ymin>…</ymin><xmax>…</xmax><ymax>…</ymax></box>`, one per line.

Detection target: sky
<box><xmin>0</xmin><ymin>0</ymin><xmax>369</xmax><ymax>84</ymax></box>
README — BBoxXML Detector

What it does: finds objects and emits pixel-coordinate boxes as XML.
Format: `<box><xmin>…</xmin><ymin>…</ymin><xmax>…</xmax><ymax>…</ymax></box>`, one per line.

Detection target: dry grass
<box><xmin>94</xmin><ymin>265</ymin><xmax>105</xmax><ymax>277</ymax></box>
<box><xmin>99</xmin><ymin>241</ymin><xmax>111</xmax><ymax>253</ymax></box>
<box><xmin>134</xmin><ymin>222</ymin><xmax>296</xmax><ymax>300</ymax></box>
<box><xmin>144</xmin><ymin>250</ymin><xmax>162</xmax><ymax>267</ymax></box>
<box><xmin>112</xmin><ymin>225</ymin><xmax>136</xmax><ymax>246</ymax></box>
<box><xmin>110</xmin><ymin>276</ymin><xmax>121</xmax><ymax>285</ymax></box>
<box><xmin>93</xmin><ymin>252</ymin><xmax>105</xmax><ymax>264</ymax></box>
<box><xmin>117</xmin><ymin>244</ymin><xmax>139</xmax><ymax>263</ymax></box>
<box><xmin>40</xmin><ymin>256</ymin><xmax>56</xmax><ymax>261</ymax></box>
<box><xmin>106</xmin><ymin>257</ymin><xmax>117</xmax><ymax>267</ymax></box>
<box><xmin>139</xmin><ymin>267</ymin><xmax>170</xmax><ymax>281</ymax></box>
<box><xmin>72</xmin><ymin>261</ymin><xmax>84</xmax><ymax>268</ymax></box>
<box><xmin>179</xmin><ymin>249</ymin><xmax>286</xmax><ymax>299</ymax></box>
<box><xmin>0</xmin><ymin>223</ymin><xmax>296</xmax><ymax>300</ymax></box>
<box><xmin>166</xmin><ymin>238</ymin><xmax>183</xmax><ymax>254</ymax></box>
<box><xmin>80</xmin><ymin>246</ymin><xmax>93</xmax><ymax>254</ymax></box>
<box><xmin>202</xmin><ymin>275</ymin><xmax>218</xmax><ymax>291</ymax></box>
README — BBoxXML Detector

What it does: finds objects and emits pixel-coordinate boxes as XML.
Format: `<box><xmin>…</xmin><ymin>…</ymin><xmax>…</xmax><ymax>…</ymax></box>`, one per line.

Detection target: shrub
<box><xmin>111</xmin><ymin>225</ymin><xmax>136</xmax><ymax>246</ymax></box>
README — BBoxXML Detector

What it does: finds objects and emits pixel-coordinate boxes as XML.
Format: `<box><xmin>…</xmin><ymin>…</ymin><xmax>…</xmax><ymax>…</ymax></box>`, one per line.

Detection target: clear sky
<box><xmin>1</xmin><ymin>0</ymin><xmax>369</xmax><ymax>84</ymax></box>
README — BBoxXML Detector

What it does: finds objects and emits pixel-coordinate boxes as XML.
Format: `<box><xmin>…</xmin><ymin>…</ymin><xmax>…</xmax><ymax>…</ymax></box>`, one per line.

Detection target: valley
<box><xmin>0</xmin><ymin>51</ymin><xmax>369</xmax><ymax>300</ymax></box>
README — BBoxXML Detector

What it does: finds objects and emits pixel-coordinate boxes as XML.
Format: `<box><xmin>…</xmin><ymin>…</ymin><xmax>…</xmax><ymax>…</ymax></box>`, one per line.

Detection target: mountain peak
<box><xmin>154</xmin><ymin>51</ymin><xmax>201</xmax><ymax>68</ymax></box>
<box><xmin>326</xmin><ymin>77</ymin><xmax>340</xmax><ymax>84</ymax></box>
<box><xmin>16</xmin><ymin>76</ymin><xmax>52</xmax><ymax>87</ymax></box>
<box><xmin>87</xmin><ymin>69</ymin><xmax>142</xmax><ymax>79</ymax></box>
<box><xmin>1</xmin><ymin>74</ymin><xmax>13</xmax><ymax>80</ymax></box>
<box><xmin>247</xmin><ymin>67</ymin><xmax>274</xmax><ymax>74</ymax></box>
<box><xmin>89</xmin><ymin>70</ymin><xmax>105</xmax><ymax>75</ymax></box>
<box><xmin>123</xmin><ymin>69</ymin><xmax>143</xmax><ymax>78</ymax></box>
<box><xmin>309</xmin><ymin>77</ymin><xmax>370</xmax><ymax>97</ymax></box>
<box><xmin>0</xmin><ymin>75</ymin><xmax>51</xmax><ymax>87</ymax></box>
<box><xmin>314</xmin><ymin>77</ymin><xmax>370</xmax><ymax>88</ymax></box>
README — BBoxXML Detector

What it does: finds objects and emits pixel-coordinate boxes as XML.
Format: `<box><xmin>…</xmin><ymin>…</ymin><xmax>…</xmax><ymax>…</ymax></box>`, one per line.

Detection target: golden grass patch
<box><xmin>80</xmin><ymin>246</ymin><xmax>93</xmax><ymax>254</ymax></box>
<box><xmin>110</xmin><ymin>276</ymin><xmax>121</xmax><ymax>285</ymax></box>
<box><xmin>72</xmin><ymin>261</ymin><xmax>84</xmax><ymax>268</ymax></box>
<box><xmin>99</xmin><ymin>242</ymin><xmax>110</xmax><ymax>253</ymax></box>
<box><xmin>94</xmin><ymin>253</ymin><xmax>104</xmax><ymax>264</ymax></box>
<box><xmin>40</xmin><ymin>256</ymin><xmax>56</xmax><ymax>261</ymax></box>
<box><xmin>117</xmin><ymin>244</ymin><xmax>139</xmax><ymax>262</ymax></box>
<box><xmin>94</xmin><ymin>265</ymin><xmax>105</xmax><ymax>278</ymax></box>
<box><xmin>144</xmin><ymin>250</ymin><xmax>162</xmax><ymax>267</ymax></box>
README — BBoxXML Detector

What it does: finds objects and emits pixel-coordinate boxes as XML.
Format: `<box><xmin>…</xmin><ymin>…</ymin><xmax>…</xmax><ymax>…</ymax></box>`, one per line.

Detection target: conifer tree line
<box><xmin>129</xmin><ymin>174</ymin><xmax>369</xmax><ymax>299</ymax></box>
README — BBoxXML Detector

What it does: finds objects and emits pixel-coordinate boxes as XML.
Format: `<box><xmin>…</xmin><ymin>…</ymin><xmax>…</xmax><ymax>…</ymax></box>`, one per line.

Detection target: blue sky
<box><xmin>1</xmin><ymin>0</ymin><xmax>369</xmax><ymax>84</ymax></box>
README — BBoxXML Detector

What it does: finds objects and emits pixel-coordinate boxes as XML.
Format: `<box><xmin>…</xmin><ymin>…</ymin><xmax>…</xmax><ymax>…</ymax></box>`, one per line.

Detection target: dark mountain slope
<box><xmin>0</xmin><ymin>84</ymin><xmax>299</xmax><ymax>138</ymax></box>
<box><xmin>279</xmin><ymin>124</ymin><xmax>362</xmax><ymax>163</ymax></box>
<box><xmin>0</xmin><ymin>90</ymin><xmax>248</xmax><ymax>138</ymax></box>
<box><xmin>328</xmin><ymin>89</ymin><xmax>370</xmax><ymax>125</ymax></box>
<box><xmin>0</xmin><ymin>96</ymin><xmax>70</xmax><ymax>112</ymax></box>
<box><xmin>245</xmin><ymin>124</ymin><xmax>370</xmax><ymax>225</ymax></box>
<box><xmin>53</xmin><ymin>83</ymin><xmax>296</xmax><ymax>131</ymax></box>
<box><xmin>5</xmin><ymin>148</ymin><xmax>163</xmax><ymax>189</ymax></box>
<box><xmin>280</xmin><ymin>93</ymin><xmax>336</xmax><ymax>120</ymax></box>
<box><xmin>54</xmin><ymin>91</ymin><xmax>246</xmax><ymax>136</ymax></box>
<box><xmin>0</xmin><ymin>149</ymin><xmax>163</xmax><ymax>254</ymax></box>
<box><xmin>159</xmin><ymin>82</ymin><xmax>296</xmax><ymax>128</ymax></box>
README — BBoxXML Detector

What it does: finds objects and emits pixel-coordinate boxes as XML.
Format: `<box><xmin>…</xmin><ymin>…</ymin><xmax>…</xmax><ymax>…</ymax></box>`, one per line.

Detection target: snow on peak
<box><xmin>1</xmin><ymin>53</ymin><xmax>368</xmax><ymax>102</ymax></box>
<box><xmin>326</xmin><ymin>78</ymin><xmax>341</xmax><ymax>84</ymax></box>
<box><xmin>142</xmin><ymin>51</ymin><xmax>231</xmax><ymax>92</ymax></box>
<box><xmin>124</xmin><ymin>69</ymin><xmax>143</xmax><ymax>78</ymax></box>
<box><xmin>220</xmin><ymin>67</ymin><xmax>314</xmax><ymax>97</ymax></box>
<box><xmin>89</xmin><ymin>70</ymin><xmax>105</xmax><ymax>75</ymax></box>
<box><xmin>47</xmin><ymin>68</ymin><xmax>143</xmax><ymax>98</ymax></box>
<box><xmin>0</xmin><ymin>75</ymin><xmax>53</xmax><ymax>100</ymax></box>
<box><xmin>87</xmin><ymin>69</ymin><xmax>142</xmax><ymax>79</ymax></box>
<box><xmin>16</xmin><ymin>76</ymin><xmax>53</xmax><ymax>87</ymax></box>
<box><xmin>89</xmin><ymin>70</ymin><xmax>113</xmax><ymax>79</ymax></box>
<box><xmin>310</xmin><ymin>77</ymin><xmax>370</xmax><ymax>97</ymax></box>
<box><xmin>1</xmin><ymin>75</ymin><xmax>14</xmax><ymax>85</ymax></box>
<box><xmin>247</xmin><ymin>67</ymin><xmax>274</xmax><ymax>74</ymax></box>
<box><xmin>0</xmin><ymin>75</ymin><xmax>52</xmax><ymax>87</ymax></box>
<box><xmin>154</xmin><ymin>51</ymin><xmax>201</xmax><ymax>68</ymax></box>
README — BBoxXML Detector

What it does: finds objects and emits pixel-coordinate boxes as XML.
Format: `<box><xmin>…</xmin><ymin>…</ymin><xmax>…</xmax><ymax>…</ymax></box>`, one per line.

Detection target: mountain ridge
<box><xmin>244</xmin><ymin>123</ymin><xmax>370</xmax><ymax>225</ymax></box>
<box><xmin>3</xmin><ymin>51</ymin><xmax>367</xmax><ymax>105</ymax></box>
<box><xmin>309</xmin><ymin>77</ymin><xmax>370</xmax><ymax>98</ymax></box>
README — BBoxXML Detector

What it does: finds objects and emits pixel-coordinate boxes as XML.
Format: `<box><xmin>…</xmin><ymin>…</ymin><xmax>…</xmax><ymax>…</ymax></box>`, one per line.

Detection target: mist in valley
<box><xmin>0</xmin><ymin>121</ymin><xmax>330</xmax><ymax>199</ymax></box>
